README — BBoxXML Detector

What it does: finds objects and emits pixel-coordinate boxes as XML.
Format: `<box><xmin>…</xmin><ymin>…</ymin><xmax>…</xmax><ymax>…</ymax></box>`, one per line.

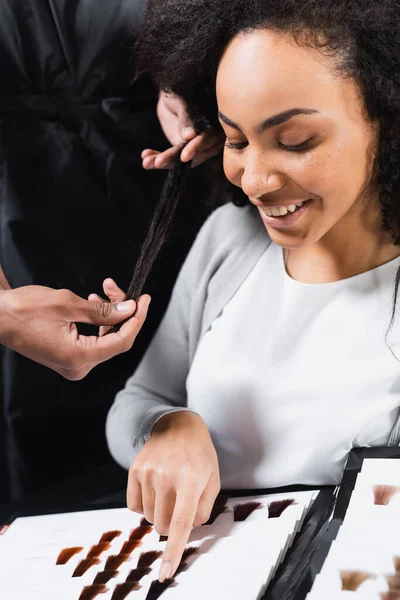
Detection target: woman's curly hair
<box><xmin>126</xmin><ymin>0</ymin><xmax>400</xmax><ymax>314</ymax></box>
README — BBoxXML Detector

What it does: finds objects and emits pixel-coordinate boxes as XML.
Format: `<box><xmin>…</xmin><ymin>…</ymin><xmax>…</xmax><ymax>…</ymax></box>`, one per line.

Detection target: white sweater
<box><xmin>106</xmin><ymin>203</ymin><xmax>400</xmax><ymax>487</ymax></box>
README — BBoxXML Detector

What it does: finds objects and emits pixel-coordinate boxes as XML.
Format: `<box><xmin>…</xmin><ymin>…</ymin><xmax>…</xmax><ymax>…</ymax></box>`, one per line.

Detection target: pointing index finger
<box><xmin>159</xmin><ymin>487</ymin><xmax>200</xmax><ymax>582</ymax></box>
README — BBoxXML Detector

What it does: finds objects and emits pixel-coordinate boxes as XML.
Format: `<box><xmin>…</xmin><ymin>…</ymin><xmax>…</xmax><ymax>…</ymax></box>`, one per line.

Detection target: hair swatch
<box><xmin>137</xmin><ymin>550</ymin><xmax>163</xmax><ymax>568</ymax></box>
<box><xmin>56</xmin><ymin>547</ymin><xmax>83</xmax><ymax>565</ymax></box>
<box><xmin>125</xmin><ymin>567</ymin><xmax>152</xmax><ymax>582</ymax></box>
<box><xmin>119</xmin><ymin>540</ymin><xmax>142</xmax><ymax>555</ymax></box>
<box><xmin>373</xmin><ymin>485</ymin><xmax>400</xmax><ymax>505</ymax></box>
<box><xmin>381</xmin><ymin>592</ymin><xmax>400</xmax><ymax>600</ymax></box>
<box><xmin>159</xmin><ymin>535</ymin><xmax>168</xmax><ymax>543</ymax></box>
<box><xmin>175</xmin><ymin>562</ymin><xmax>189</xmax><ymax>577</ymax></box>
<box><xmin>268</xmin><ymin>499</ymin><xmax>296</xmax><ymax>519</ymax></box>
<box><xmin>93</xmin><ymin>570</ymin><xmax>119</xmax><ymax>585</ymax></box>
<box><xmin>394</xmin><ymin>556</ymin><xmax>400</xmax><ymax>573</ymax></box>
<box><xmin>203</xmin><ymin>491</ymin><xmax>231</xmax><ymax>525</ymax></box>
<box><xmin>386</xmin><ymin>574</ymin><xmax>400</xmax><ymax>590</ymax></box>
<box><xmin>340</xmin><ymin>569</ymin><xmax>375</xmax><ymax>591</ymax></box>
<box><xmin>87</xmin><ymin>543</ymin><xmax>111</xmax><ymax>558</ymax></box>
<box><xmin>110</xmin><ymin>582</ymin><xmax>140</xmax><ymax>600</ymax></box>
<box><xmin>72</xmin><ymin>557</ymin><xmax>100</xmax><ymax>577</ymax></box>
<box><xmin>78</xmin><ymin>584</ymin><xmax>107</xmax><ymax>600</ymax></box>
<box><xmin>145</xmin><ymin>578</ymin><xmax>175</xmax><ymax>600</ymax></box>
<box><xmin>105</xmin><ymin>554</ymin><xmax>130</xmax><ymax>571</ymax></box>
<box><xmin>129</xmin><ymin>525</ymin><xmax>152</xmax><ymax>541</ymax></box>
<box><xmin>181</xmin><ymin>546</ymin><xmax>199</xmax><ymax>562</ymax></box>
<box><xmin>233</xmin><ymin>501</ymin><xmax>262</xmax><ymax>522</ymax></box>
<box><xmin>141</xmin><ymin>517</ymin><xmax>153</xmax><ymax>527</ymax></box>
<box><xmin>99</xmin><ymin>531</ymin><xmax>122</xmax><ymax>543</ymax></box>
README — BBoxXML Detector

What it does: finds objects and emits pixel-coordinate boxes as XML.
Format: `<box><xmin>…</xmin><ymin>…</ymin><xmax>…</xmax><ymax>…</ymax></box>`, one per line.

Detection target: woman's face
<box><xmin>216</xmin><ymin>30</ymin><xmax>379</xmax><ymax>249</ymax></box>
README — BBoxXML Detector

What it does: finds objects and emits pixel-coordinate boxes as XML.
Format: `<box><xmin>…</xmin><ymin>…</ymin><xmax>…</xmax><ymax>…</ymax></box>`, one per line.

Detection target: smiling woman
<box><xmin>106</xmin><ymin>0</ymin><xmax>400</xmax><ymax>582</ymax></box>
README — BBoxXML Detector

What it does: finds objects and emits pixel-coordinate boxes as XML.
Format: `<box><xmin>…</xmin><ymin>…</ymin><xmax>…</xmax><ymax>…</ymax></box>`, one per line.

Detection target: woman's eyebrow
<box><xmin>218</xmin><ymin>108</ymin><xmax>318</xmax><ymax>132</ymax></box>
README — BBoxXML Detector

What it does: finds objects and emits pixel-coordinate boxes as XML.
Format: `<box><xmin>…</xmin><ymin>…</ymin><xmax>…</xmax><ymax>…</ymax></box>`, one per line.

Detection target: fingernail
<box><xmin>159</xmin><ymin>560</ymin><xmax>172</xmax><ymax>582</ymax></box>
<box><xmin>116</xmin><ymin>300</ymin><xmax>134</xmax><ymax>313</ymax></box>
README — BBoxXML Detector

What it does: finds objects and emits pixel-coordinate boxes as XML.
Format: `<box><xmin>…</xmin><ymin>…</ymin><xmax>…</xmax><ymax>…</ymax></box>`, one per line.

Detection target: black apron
<box><xmin>0</xmin><ymin>0</ymin><xmax>209</xmax><ymax>502</ymax></box>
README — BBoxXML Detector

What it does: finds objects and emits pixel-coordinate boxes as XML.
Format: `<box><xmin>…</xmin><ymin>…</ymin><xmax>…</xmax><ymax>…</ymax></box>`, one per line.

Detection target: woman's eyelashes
<box><xmin>224</xmin><ymin>137</ymin><xmax>315</xmax><ymax>152</ymax></box>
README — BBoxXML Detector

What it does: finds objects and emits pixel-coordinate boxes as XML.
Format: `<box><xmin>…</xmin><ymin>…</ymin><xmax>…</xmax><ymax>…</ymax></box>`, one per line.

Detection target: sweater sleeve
<box><xmin>105</xmin><ymin>205</ymin><xmax>227</xmax><ymax>470</ymax></box>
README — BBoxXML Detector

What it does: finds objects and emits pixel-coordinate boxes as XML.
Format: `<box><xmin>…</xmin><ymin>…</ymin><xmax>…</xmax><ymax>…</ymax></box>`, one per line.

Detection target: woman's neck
<box><xmin>285</xmin><ymin>203</ymin><xmax>400</xmax><ymax>284</ymax></box>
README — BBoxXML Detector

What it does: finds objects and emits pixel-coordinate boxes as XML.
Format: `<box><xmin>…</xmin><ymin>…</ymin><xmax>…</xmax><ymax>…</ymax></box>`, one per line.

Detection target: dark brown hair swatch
<box><xmin>141</xmin><ymin>517</ymin><xmax>153</xmax><ymax>527</ymax></box>
<box><xmin>56</xmin><ymin>546</ymin><xmax>83</xmax><ymax>565</ymax></box>
<box><xmin>233</xmin><ymin>501</ymin><xmax>262</xmax><ymax>522</ymax></box>
<box><xmin>268</xmin><ymin>499</ymin><xmax>295</xmax><ymax>519</ymax></box>
<box><xmin>145</xmin><ymin>578</ymin><xmax>175</xmax><ymax>600</ymax></box>
<box><xmin>125</xmin><ymin>567</ymin><xmax>152</xmax><ymax>582</ymax></box>
<box><xmin>105</xmin><ymin>554</ymin><xmax>131</xmax><ymax>571</ymax></box>
<box><xmin>203</xmin><ymin>491</ymin><xmax>231</xmax><ymax>525</ymax></box>
<box><xmin>72</xmin><ymin>557</ymin><xmax>101</xmax><ymax>577</ymax></box>
<box><xmin>100</xmin><ymin>531</ymin><xmax>122</xmax><ymax>543</ymax></box>
<box><xmin>137</xmin><ymin>550</ymin><xmax>163</xmax><ymax>568</ymax></box>
<box><xmin>78</xmin><ymin>584</ymin><xmax>107</xmax><ymax>600</ymax></box>
<box><xmin>373</xmin><ymin>485</ymin><xmax>400</xmax><ymax>505</ymax></box>
<box><xmin>175</xmin><ymin>562</ymin><xmax>189</xmax><ymax>577</ymax></box>
<box><xmin>159</xmin><ymin>535</ymin><xmax>168</xmax><ymax>543</ymax></box>
<box><xmin>119</xmin><ymin>540</ymin><xmax>142</xmax><ymax>555</ymax></box>
<box><xmin>340</xmin><ymin>570</ymin><xmax>375</xmax><ymax>591</ymax></box>
<box><xmin>87</xmin><ymin>543</ymin><xmax>111</xmax><ymax>558</ymax></box>
<box><xmin>110</xmin><ymin>582</ymin><xmax>140</xmax><ymax>600</ymax></box>
<box><xmin>181</xmin><ymin>546</ymin><xmax>199</xmax><ymax>562</ymax></box>
<box><xmin>129</xmin><ymin>526</ymin><xmax>153</xmax><ymax>541</ymax></box>
<box><xmin>386</xmin><ymin>574</ymin><xmax>400</xmax><ymax>590</ymax></box>
<box><xmin>93</xmin><ymin>570</ymin><xmax>119</xmax><ymax>585</ymax></box>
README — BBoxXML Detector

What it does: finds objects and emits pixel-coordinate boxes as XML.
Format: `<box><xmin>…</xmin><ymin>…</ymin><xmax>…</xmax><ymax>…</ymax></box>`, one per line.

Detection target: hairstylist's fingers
<box><xmin>191</xmin><ymin>142</ymin><xmax>224</xmax><ymax>168</ymax></box>
<box><xmin>141</xmin><ymin>148</ymin><xmax>158</xmax><ymax>159</ymax></box>
<box><xmin>181</xmin><ymin>132</ymin><xmax>224</xmax><ymax>163</ymax></box>
<box><xmin>102</xmin><ymin>278</ymin><xmax>127</xmax><ymax>304</ymax></box>
<box><xmin>154</xmin><ymin>145</ymin><xmax>181</xmax><ymax>169</ymax></box>
<box><xmin>153</xmin><ymin>486</ymin><xmax>176</xmax><ymax>535</ymax></box>
<box><xmin>127</xmin><ymin>466</ymin><xmax>144</xmax><ymax>514</ymax></box>
<box><xmin>193</xmin><ymin>473</ymin><xmax>221</xmax><ymax>527</ymax></box>
<box><xmin>159</xmin><ymin>488</ymin><xmax>200</xmax><ymax>582</ymax></box>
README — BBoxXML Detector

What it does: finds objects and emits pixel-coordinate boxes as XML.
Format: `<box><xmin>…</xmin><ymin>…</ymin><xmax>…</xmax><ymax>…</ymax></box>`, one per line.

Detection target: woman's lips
<box><xmin>259</xmin><ymin>199</ymin><xmax>312</xmax><ymax>228</ymax></box>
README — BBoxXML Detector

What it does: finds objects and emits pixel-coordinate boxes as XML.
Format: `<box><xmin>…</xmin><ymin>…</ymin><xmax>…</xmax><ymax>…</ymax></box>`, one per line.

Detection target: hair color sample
<box><xmin>137</xmin><ymin>550</ymin><xmax>163</xmax><ymax>568</ymax></box>
<box><xmin>386</xmin><ymin>574</ymin><xmax>400</xmax><ymax>590</ymax></box>
<box><xmin>99</xmin><ymin>531</ymin><xmax>122</xmax><ymax>543</ymax></box>
<box><xmin>129</xmin><ymin>526</ymin><xmax>153</xmax><ymax>541</ymax></box>
<box><xmin>373</xmin><ymin>485</ymin><xmax>400</xmax><ymax>505</ymax></box>
<box><xmin>175</xmin><ymin>562</ymin><xmax>189</xmax><ymax>577</ymax></box>
<box><xmin>159</xmin><ymin>535</ymin><xmax>168</xmax><ymax>543</ymax></box>
<box><xmin>87</xmin><ymin>543</ymin><xmax>111</xmax><ymax>558</ymax></box>
<box><xmin>78</xmin><ymin>584</ymin><xmax>107</xmax><ymax>600</ymax></box>
<box><xmin>73</xmin><ymin>558</ymin><xmax>101</xmax><ymax>577</ymax></box>
<box><xmin>110</xmin><ymin>582</ymin><xmax>140</xmax><ymax>600</ymax></box>
<box><xmin>105</xmin><ymin>554</ymin><xmax>130</xmax><ymax>571</ymax></box>
<box><xmin>125</xmin><ymin>567</ymin><xmax>152</xmax><ymax>582</ymax></box>
<box><xmin>233</xmin><ymin>501</ymin><xmax>263</xmax><ymax>522</ymax></box>
<box><xmin>181</xmin><ymin>546</ymin><xmax>199</xmax><ymax>562</ymax></box>
<box><xmin>145</xmin><ymin>578</ymin><xmax>175</xmax><ymax>600</ymax></box>
<box><xmin>340</xmin><ymin>570</ymin><xmax>375</xmax><ymax>591</ymax></box>
<box><xmin>141</xmin><ymin>518</ymin><xmax>153</xmax><ymax>527</ymax></box>
<box><xmin>268</xmin><ymin>499</ymin><xmax>295</xmax><ymax>519</ymax></box>
<box><xmin>93</xmin><ymin>571</ymin><xmax>119</xmax><ymax>585</ymax></box>
<box><xmin>203</xmin><ymin>491</ymin><xmax>231</xmax><ymax>525</ymax></box>
<box><xmin>119</xmin><ymin>540</ymin><xmax>142</xmax><ymax>555</ymax></box>
<box><xmin>56</xmin><ymin>547</ymin><xmax>83</xmax><ymax>565</ymax></box>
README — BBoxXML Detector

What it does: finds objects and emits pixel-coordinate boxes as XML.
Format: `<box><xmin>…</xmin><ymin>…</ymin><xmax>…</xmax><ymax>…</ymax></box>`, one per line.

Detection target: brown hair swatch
<box><xmin>233</xmin><ymin>501</ymin><xmax>262</xmax><ymax>522</ymax></box>
<box><xmin>340</xmin><ymin>570</ymin><xmax>375</xmax><ymax>591</ymax></box>
<box><xmin>268</xmin><ymin>499</ymin><xmax>296</xmax><ymax>519</ymax></box>
<box><xmin>204</xmin><ymin>492</ymin><xmax>231</xmax><ymax>525</ymax></box>
<box><xmin>99</xmin><ymin>531</ymin><xmax>122</xmax><ymax>543</ymax></box>
<box><xmin>181</xmin><ymin>546</ymin><xmax>199</xmax><ymax>562</ymax></box>
<box><xmin>119</xmin><ymin>540</ymin><xmax>142</xmax><ymax>555</ymax></box>
<box><xmin>78</xmin><ymin>585</ymin><xmax>107</xmax><ymax>600</ymax></box>
<box><xmin>73</xmin><ymin>558</ymin><xmax>101</xmax><ymax>577</ymax></box>
<box><xmin>56</xmin><ymin>547</ymin><xmax>83</xmax><ymax>565</ymax></box>
<box><xmin>129</xmin><ymin>526</ymin><xmax>152</xmax><ymax>541</ymax></box>
<box><xmin>137</xmin><ymin>550</ymin><xmax>163</xmax><ymax>568</ymax></box>
<box><xmin>111</xmin><ymin>582</ymin><xmax>140</xmax><ymax>600</ymax></box>
<box><xmin>159</xmin><ymin>535</ymin><xmax>168</xmax><ymax>543</ymax></box>
<box><xmin>125</xmin><ymin>567</ymin><xmax>152</xmax><ymax>582</ymax></box>
<box><xmin>105</xmin><ymin>554</ymin><xmax>130</xmax><ymax>571</ymax></box>
<box><xmin>87</xmin><ymin>543</ymin><xmax>111</xmax><ymax>558</ymax></box>
<box><xmin>373</xmin><ymin>485</ymin><xmax>400</xmax><ymax>505</ymax></box>
<box><xmin>93</xmin><ymin>570</ymin><xmax>119</xmax><ymax>585</ymax></box>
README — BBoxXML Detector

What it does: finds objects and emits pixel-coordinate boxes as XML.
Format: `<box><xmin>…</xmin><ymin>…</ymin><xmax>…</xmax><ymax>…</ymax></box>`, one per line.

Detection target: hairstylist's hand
<box><xmin>0</xmin><ymin>283</ymin><xmax>150</xmax><ymax>380</ymax></box>
<box><xmin>142</xmin><ymin>90</ymin><xmax>224</xmax><ymax>169</ymax></box>
<box><xmin>127</xmin><ymin>411</ymin><xmax>220</xmax><ymax>582</ymax></box>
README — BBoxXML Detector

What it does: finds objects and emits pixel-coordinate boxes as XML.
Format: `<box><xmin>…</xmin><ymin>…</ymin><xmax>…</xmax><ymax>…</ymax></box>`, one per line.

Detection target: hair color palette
<box><xmin>306</xmin><ymin>459</ymin><xmax>400</xmax><ymax>599</ymax></box>
<box><xmin>0</xmin><ymin>491</ymin><xmax>318</xmax><ymax>599</ymax></box>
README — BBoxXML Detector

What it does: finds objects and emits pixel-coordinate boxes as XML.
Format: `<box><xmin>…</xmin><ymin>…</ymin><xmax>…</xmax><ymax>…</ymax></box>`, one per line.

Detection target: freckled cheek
<box><xmin>223</xmin><ymin>153</ymin><xmax>242</xmax><ymax>187</ymax></box>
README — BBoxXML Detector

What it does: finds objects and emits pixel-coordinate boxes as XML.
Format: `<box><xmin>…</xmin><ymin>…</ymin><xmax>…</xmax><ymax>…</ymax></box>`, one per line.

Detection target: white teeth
<box><xmin>296</xmin><ymin>201</ymin><xmax>304</xmax><ymax>208</ymax></box>
<box><xmin>271</xmin><ymin>207</ymin><xmax>281</xmax><ymax>217</ymax></box>
<box><xmin>287</xmin><ymin>204</ymin><xmax>297</xmax><ymax>213</ymax></box>
<box><xmin>262</xmin><ymin>200</ymin><xmax>308</xmax><ymax>218</ymax></box>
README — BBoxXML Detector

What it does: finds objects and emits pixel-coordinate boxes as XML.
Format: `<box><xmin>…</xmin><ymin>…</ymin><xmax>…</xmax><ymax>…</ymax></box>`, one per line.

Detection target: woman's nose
<box><xmin>240</xmin><ymin>161</ymin><xmax>285</xmax><ymax>200</ymax></box>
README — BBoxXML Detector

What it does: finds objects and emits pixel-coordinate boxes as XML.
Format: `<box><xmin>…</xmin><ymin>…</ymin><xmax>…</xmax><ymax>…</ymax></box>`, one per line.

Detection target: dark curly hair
<box><xmin>127</xmin><ymin>0</ymin><xmax>400</xmax><ymax>319</ymax></box>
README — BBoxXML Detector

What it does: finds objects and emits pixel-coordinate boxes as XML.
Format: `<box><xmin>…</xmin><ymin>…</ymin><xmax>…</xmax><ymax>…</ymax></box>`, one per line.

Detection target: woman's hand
<box><xmin>127</xmin><ymin>411</ymin><xmax>220</xmax><ymax>582</ymax></box>
<box><xmin>142</xmin><ymin>91</ymin><xmax>224</xmax><ymax>169</ymax></box>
